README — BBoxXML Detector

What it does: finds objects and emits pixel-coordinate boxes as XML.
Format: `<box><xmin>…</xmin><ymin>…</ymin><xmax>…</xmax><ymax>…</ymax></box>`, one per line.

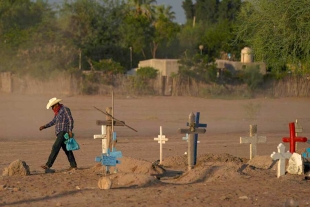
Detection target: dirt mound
<box><xmin>247</xmin><ymin>155</ymin><xmax>276</xmax><ymax>170</ymax></box>
<box><xmin>108</xmin><ymin>172</ymin><xmax>160</xmax><ymax>188</ymax></box>
<box><xmin>2</xmin><ymin>160</ymin><xmax>30</xmax><ymax>176</ymax></box>
<box><xmin>161</xmin><ymin>154</ymin><xmax>277</xmax><ymax>184</ymax></box>
<box><xmin>162</xmin><ymin>155</ymin><xmax>187</xmax><ymax>168</ymax></box>
<box><xmin>88</xmin><ymin>157</ymin><xmax>163</xmax><ymax>188</ymax></box>
<box><xmin>117</xmin><ymin>157</ymin><xmax>164</xmax><ymax>175</ymax></box>
<box><xmin>166</xmin><ymin>161</ymin><xmax>243</xmax><ymax>184</ymax></box>
<box><xmin>162</xmin><ymin>153</ymin><xmax>247</xmax><ymax>168</ymax></box>
<box><xmin>198</xmin><ymin>153</ymin><xmax>248</xmax><ymax>164</ymax></box>
<box><xmin>89</xmin><ymin>156</ymin><xmax>164</xmax><ymax>175</ymax></box>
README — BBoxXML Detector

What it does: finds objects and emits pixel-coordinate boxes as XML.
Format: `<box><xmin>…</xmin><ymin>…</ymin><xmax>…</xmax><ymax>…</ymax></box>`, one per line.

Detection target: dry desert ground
<box><xmin>1</xmin><ymin>93</ymin><xmax>310</xmax><ymax>207</ymax></box>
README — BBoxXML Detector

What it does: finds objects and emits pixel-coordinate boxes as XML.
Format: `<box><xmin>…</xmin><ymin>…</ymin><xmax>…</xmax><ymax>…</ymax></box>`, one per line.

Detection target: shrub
<box><xmin>241</xmin><ymin>65</ymin><xmax>264</xmax><ymax>91</ymax></box>
<box><xmin>136</xmin><ymin>67</ymin><xmax>158</xmax><ymax>79</ymax></box>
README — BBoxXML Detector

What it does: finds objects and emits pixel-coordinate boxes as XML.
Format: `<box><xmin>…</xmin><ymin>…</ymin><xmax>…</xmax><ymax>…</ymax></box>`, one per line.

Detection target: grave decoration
<box><xmin>95</xmin><ymin>132</ymin><xmax>122</xmax><ymax>170</ymax></box>
<box><xmin>271</xmin><ymin>143</ymin><xmax>292</xmax><ymax>178</ymax></box>
<box><xmin>282</xmin><ymin>122</ymin><xmax>307</xmax><ymax>153</ymax></box>
<box><xmin>240</xmin><ymin>125</ymin><xmax>266</xmax><ymax>160</ymax></box>
<box><xmin>94</xmin><ymin>91</ymin><xmax>137</xmax><ymax>174</ymax></box>
<box><xmin>178</xmin><ymin>112</ymin><xmax>206</xmax><ymax>170</ymax></box>
<box><xmin>302</xmin><ymin>148</ymin><xmax>310</xmax><ymax>159</ymax></box>
<box><xmin>154</xmin><ymin>126</ymin><xmax>168</xmax><ymax>165</ymax></box>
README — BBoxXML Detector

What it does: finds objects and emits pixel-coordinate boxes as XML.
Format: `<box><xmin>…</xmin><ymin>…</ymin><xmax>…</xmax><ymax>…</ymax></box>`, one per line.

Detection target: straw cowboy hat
<box><xmin>46</xmin><ymin>97</ymin><xmax>62</xmax><ymax>109</ymax></box>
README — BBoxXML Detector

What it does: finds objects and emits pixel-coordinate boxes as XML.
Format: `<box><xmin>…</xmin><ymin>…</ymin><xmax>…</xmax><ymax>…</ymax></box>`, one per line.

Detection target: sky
<box><xmin>48</xmin><ymin>0</ymin><xmax>187</xmax><ymax>24</ymax></box>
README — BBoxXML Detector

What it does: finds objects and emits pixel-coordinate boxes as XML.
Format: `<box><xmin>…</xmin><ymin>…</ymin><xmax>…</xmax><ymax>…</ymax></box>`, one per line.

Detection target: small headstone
<box><xmin>2</xmin><ymin>159</ymin><xmax>30</xmax><ymax>176</ymax></box>
<box><xmin>98</xmin><ymin>177</ymin><xmax>112</xmax><ymax>190</ymax></box>
<box><xmin>287</xmin><ymin>153</ymin><xmax>304</xmax><ymax>175</ymax></box>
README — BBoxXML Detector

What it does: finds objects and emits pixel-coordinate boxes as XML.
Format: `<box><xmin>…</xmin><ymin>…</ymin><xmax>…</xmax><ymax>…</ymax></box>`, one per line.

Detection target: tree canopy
<box><xmin>236</xmin><ymin>0</ymin><xmax>310</xmax><ymax>77</ymax></box>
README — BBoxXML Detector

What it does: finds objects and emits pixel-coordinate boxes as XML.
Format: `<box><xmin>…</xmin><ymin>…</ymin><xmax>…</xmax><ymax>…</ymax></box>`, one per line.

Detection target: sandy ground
<box><xmin>1</xmin><ymin>93</ymin><xmax>310</xmax><ymax>207</ymax></box>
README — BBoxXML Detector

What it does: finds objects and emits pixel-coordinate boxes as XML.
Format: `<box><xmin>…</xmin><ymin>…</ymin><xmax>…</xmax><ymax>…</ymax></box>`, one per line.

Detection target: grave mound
<box><xmin>162</xmin><ymin>153</ymin><xmax>248</xmax><ymax>169</ymax></box>
<box><xmin>2</xmin><ymin>159</ymin><xmax>30</xmax><ymax>176</ymax></box>
<box><xmin>108</xmin><ymin>172</ymin><xmax>160</xmax><ymax>188</ymax></box>
<box><xmin>247</xmin><ymin>155</ymin><xmax>275</xmax><ymax>170</ymax></box>
<box><xmin>90</xmin><ymin>157</ymin><xmax>162</xmax><ymax>188</ymax></box>
<box><xmin>117</xmin><ymin>157</ymin><xmax>165</xmax><ymax>175</ymax></box>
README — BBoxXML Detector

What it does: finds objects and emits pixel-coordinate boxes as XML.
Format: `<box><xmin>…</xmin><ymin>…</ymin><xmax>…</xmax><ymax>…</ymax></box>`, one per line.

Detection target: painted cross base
<box><xmin>95</xmin><ymin>132</ymin><xmax>122</xmax><ymax>174</ymax></box>
<box><xmin>95</xmin><ymin>149</ymin><xmax>122</xmax><ymax>168</ymax></box>
<box><xmin>270</xmin><ymin>143</ymin><xmax>292</xmax><ymax>178</ymax></box>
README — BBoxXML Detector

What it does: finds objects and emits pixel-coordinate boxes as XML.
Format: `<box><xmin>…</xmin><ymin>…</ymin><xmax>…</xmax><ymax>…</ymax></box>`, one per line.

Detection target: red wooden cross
<box><xmin>282</xmin><ymin>122</ymin><xmax>307</xmax><ymax>153</ymax></box>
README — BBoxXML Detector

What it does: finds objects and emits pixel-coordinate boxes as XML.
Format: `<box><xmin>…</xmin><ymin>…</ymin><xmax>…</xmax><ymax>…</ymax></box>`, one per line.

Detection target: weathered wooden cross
<box><xmin>96</xmin><ymin>107</ymin><xmax>127</xmax><ymax>151</ymax></box>
<box><xmin>294</xmin><ymin>119</ymin><xmax>303</xmax><ymax>150</ymax></box>
<box><xmin>270</xmin><ymin>143</ymin><xmax>292</xmax><ymax>178</ymax></box>
<box><xmin>182</xmin><ymin>134</ymin><xmax>200</xmax><ymax>155</ymax></box>
<box><xmin>282</xmin><ymin>122</ymin><xmax>307</xmax><ymax>153</ymax></box>
<box><xmin>186</xmin><ymin>112</ymin><xmax>207</xmax><ymax>165</ymax></box>
<box><xmin>240</xmin><ymin>125</ymin><xmax>267</xmax><ymax>160</ymax></box>
<box><xmin>178</xmin><ymin>112</ymin><xmax>206</xmax><ymax>170</ymax></box>
<box><xmin>154</xmin><ymin>126</ymin><xmax>168</xmax><ymax>165</ymax></box>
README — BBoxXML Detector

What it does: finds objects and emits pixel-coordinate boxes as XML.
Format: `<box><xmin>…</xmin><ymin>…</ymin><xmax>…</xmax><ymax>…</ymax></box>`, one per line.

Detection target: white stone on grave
<box><xmin>154</xmin><ymin>126</ymin><xmax>168</xmax><ymax>165</ymax></box>
<box><xmin>287</xmin><ymin>153</ymin><xmax>304</xmax><ymax>175</ymax></box>
<box><xmin>270</xmin><ymin>143</ymin><xmax>292</xmax><ymax>178</ymax></box>
<box><xmin>94</xmin><ymin>125</ymin><xmax>108</xmax><ymax>154</ymax></box>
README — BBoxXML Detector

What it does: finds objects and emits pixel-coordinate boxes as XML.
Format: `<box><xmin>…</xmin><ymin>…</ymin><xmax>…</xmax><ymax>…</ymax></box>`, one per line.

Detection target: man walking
<box><xmin>39</xmin><ymin>97</ymin><xmax>77</xmax><ymax>171</ymax></box>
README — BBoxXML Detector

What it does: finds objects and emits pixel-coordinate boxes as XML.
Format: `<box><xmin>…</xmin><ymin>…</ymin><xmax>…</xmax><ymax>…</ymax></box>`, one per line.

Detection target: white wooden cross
<box><xmin>94</xmin><ymin>125</ymin><xmax>108</xmax><ymax>154</ymax></box>
<box><xmin>154</xmin><ymin>126</ymin><xmax>168</xmax><ymax>165</ymax></box>
<box><xmin>240</xmin><ymin>125</ymin><xmax>267</xmax><ymax>160</ymax></box>
<box><xmin>270</xmin><ymin>143</ymin><xmax>292</xmax><ymax>178</ymax></box>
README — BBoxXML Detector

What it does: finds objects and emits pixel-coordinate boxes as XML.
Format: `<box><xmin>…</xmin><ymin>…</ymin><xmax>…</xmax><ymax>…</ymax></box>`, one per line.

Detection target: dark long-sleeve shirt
<box><xmin>44</xmin><ymin>105</ymin><xmax>74</xmax><ymax>135</ymax></box>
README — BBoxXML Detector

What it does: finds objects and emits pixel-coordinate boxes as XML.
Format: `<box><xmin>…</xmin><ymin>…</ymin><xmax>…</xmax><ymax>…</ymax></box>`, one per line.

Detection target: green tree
<box><xmin>59</xmin><ymin>0</ymin><xmax>128</xmax><ymax>70</ymax></box>
<box><xmin>119</xmin><ymin>15</ymin><xmax>153</xmax><ymax>59</ymax></box>
<box><xmin>126</xmin><ymin>0</ymin><xmax>157</xmax><ymax>20</ymax></box>
<box><xmin>182</xmin><ymin>0</ymin><xmax>195</xmax><ymax>23</ymax></box>
<box><xmin>178</xmin><ymin>52</ymin><xmax>217</xmax><ymax>83</ymax></box>
<box><xmin>151</xmin><ymin>5</ymin><xmax>180</xmax><ymax>58</ymax></box>
<box><xmin>217</xmin><ymin>0</ymin><xmax>241</xmax><ymax>23</ymax></box>
<box><xmin>195</xmin><ymin>0</ymin><xmax>219</xmax><ymax>25</ymax></box>
<box><xmin>235</xmin><ymin>0</ymin><xmax>310</xmax><ymax>77</ymax></box>
<box><xmin>0</xmin><ymin>0</ymin><xmax>64</xmax><ymax>76</ymax></box>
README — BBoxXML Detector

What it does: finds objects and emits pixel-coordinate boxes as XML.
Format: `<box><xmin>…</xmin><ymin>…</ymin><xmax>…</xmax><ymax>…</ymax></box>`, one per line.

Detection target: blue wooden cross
<box><xmin>95</xmin><ymin>132</ymin><xmax>122</xmax><ymax>173</ymax></box>
<box><xmin>186</xmin><ymin>112</ymin><xmax>207</xmax><ymax>165</ymax></box>
<box><xmin>302</xmin><ymin>148</ymin><xmax>310</xmax><ymax>158</ymax></box>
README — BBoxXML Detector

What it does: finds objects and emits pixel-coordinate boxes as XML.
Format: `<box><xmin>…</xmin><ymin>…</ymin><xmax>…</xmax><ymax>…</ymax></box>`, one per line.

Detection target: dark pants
<box><xmin>46</xmin><ymin>131</ymin><xmax>77</xmax><ymax>168</ymax></box>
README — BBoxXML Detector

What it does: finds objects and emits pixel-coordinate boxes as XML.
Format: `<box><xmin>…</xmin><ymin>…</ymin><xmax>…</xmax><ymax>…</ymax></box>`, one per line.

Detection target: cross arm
<box><xmin>178</xmin><ymin>128</ymin><xmax>206</xmax><ymax>134</ymax></box>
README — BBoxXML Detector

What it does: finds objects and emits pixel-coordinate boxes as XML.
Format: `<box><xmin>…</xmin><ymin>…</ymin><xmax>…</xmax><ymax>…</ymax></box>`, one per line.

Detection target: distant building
<box><xmin>137</xmin><ymin>59</ymin><xmax>179</xmax><ymax>77</ymax></box>
<box><xmin>134</xmin><ymin>47</ymin><xmax>266</xmax><ymax>76</ymax></box>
